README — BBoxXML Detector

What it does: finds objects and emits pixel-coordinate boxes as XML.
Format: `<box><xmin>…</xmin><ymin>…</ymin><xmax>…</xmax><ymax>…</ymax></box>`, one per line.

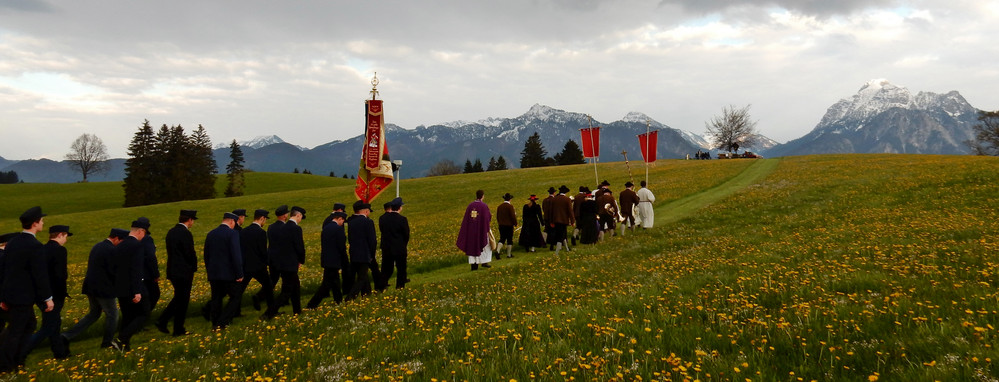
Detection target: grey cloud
<box><xmin>0</xmin><ymin>0</ymin><xmax>52</xmax><ymax>12</ymax></box>
<box><xmin>660</xmin><ymin>0</ymin><xmax>899</xmax><ymax>17</ymax></box>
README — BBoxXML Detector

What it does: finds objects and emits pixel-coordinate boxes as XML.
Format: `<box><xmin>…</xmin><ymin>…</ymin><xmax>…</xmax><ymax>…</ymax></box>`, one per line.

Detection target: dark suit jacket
<box><xmin>240</xmin><ymin>223</ymin><xmax>269</xmax><ymax>274</ymax></box>
<box><xmin>272</xmin><ymin>220</ymin><xmax>305</xmax><ymax>272</ymax></box>
<box><xmin>378</xmin><ymin>212</ymin><xmax>410</xmax><ymax>259</ymax></box>
<box><xmin>320</xmin><ymin>221</ymin><xmax>347</xmax><ymax>269</ymax></box>
<box><xmin>204</xmin><ymin>224</ymin><xmax>243</xmax><ymax>281</ymax></box>
<box><xmin>347</xmin><ymin>214</ymin><xmax>377</xmax><ymax>264</ymax></box>
<box><xmin>142</xmin><ymin>235</ymin><xmax>159</xmax><ymax>282</ymax></box>
<box><xmin>113</xmin><ymin>236</ymin><xmax>147</xmax><ymax>299</ymax></box>
<box><xmin>266</xmin><ymin>220</ymin><xmax>286</xmax><ymax>265</ymax></box>
<box><xmin>550</xmin><ymin>194</ymin><xmax>575</xmax><ymax>225</ymax></box>
<box><xmin>43</xmin><ymin>241</ymin><xmax>69</xmax><ymax>299</ymax></box>
<box><xmin>165</xmin><ymin>223</ymin><xmax>197</xmax><ymax>280</ymax></box>
<box><xmin>0</xmin><ymin>232</ymin><xmax>51</xmax><ymax>305</ymax></box>
<box><xmin>82</xmin><ymin>239</ymin><xmax>117</xmax><ymax>298</ymax></box>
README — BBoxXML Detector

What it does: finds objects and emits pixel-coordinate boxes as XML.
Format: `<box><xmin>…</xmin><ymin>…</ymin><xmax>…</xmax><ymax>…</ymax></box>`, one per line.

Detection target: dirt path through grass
<box><xmin>656</xmin><ymin>158</ymin><xmax>780</xmax><ymax>225</ymax></box>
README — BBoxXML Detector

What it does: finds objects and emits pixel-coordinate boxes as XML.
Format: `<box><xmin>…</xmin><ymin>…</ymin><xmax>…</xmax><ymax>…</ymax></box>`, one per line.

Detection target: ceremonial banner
<box><xmin>580</xmin><ymin>127</ymin><xmax>601</xmax><ymax>158</ymax></box>
<box><xmin>638</xmin><ymin>130</ymin><xmax>659</xmax><ymax>163</ymax></box>
<box><xmin>355</xmin><ymin>99</ymin><xmax>394</xmax><ymax>203</ymax></box>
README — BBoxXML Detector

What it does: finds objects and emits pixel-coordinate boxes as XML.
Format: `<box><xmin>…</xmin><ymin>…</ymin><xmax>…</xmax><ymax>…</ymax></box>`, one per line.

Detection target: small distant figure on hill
<box><xmin>495</xmin><ymin>193</ymin><xmax>517</xmax><ymax>259</ymax></box>
<box><xmin>457</xmin><ymin>190</ymin><xmax>494</xmax><ymax>271</ymax></box>
<box><xmin>636</xmin><ymin>181</ymin><xmax>656</xmax><ymax>228</ymax></box>
<box><xmin>518</xmin><ymin>195</ymin><xmax>545</xmax><ymax>253</ymax></box>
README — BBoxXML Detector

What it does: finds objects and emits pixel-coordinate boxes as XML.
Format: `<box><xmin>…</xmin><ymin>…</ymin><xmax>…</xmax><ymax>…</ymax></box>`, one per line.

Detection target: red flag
<box><xmin>579</xmin><ymin>127</ymin><xmax>601</xmax><ymax>158</ymax></box>
<box><xmin>638</xmin><ymin>130</ymin><xmax>658</xmax><ymax>163</ymax></box>
<box><xmin>355</xmin><ymin>99</ymin><xmax>393</xmax><ymax>203</ymax></box>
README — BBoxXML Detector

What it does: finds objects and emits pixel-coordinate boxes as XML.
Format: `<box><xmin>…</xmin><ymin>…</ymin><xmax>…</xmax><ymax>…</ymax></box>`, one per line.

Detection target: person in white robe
<box><xmin>635</xmin><ymin>180</ymin><xmax>656</xmax><ymax>228</ymax></box>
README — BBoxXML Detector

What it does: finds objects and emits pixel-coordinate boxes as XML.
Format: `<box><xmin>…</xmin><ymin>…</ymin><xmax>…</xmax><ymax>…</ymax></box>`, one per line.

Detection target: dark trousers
<box><xmin>62</xmin><ymin>295</ymin><xmax>118</xmax><ymax>347</ymax></box>
<box><xmin>370</xmin><ymin>258</ymin><xmax>384</xmax><ymax>291</ymax></box>
<box><xmin>0</xmin><ymin>304</ymin><xmax>36</xmax><ymax>372</ymax></box>
<box><xmin>208</xmin><ymin>280</ymin><xmax>244</xmax><ymax>329</ymax></box>
<box><xmin>157</xmin><ymin>278</ymin><xmax>192</xmax><ymax>334</ymax></box>
<box><xmin>274</xmin><ymin>270</ymin><xmax>302</xmax><ymax>314</ymax></box>
<box><xmin>381</xmin><ymin>253</ymin><xmax>408</xmax><ymax>289</ymax></box>
<box><xmin>307</xmin><ymin>268</ymin><xmax>343</xmax><ymax>308</ymax></box>
<box><xmin>345</xmin><ymin>262</ymin><xmax>372</xmax><ymax>300</ymax></box>
<box><xmin>145</xmin><ymin>280</ymin><xmax>161</xmax><ymax>311</ymax></box>
<box><xmin>242</xmin><ymin>268</ymin><xmax>277</xmax><ymax>315</ymax></box>
<box><xmin>24</xmin><ymin>298</ymin><xmax>68</xmax><ymax>359</ymax></box>
<box><xmin>118</xmin><ymin>297</ymin><xmax>150</xmax><ymax>346</ymax></box>
<box><xmin>340</xmin><ymin>264</ymin><xmax>355</xmax><ymax>296</ymax></box>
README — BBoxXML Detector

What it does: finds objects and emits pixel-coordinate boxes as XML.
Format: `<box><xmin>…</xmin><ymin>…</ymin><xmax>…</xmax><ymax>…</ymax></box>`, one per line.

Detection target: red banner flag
<box><xmin>580</xmin><ymin>127</ymin><xmax>601</xmax><ymax>158</ymax></box>
<box><xmin>638</xmin><ymin>130</ymin><xmax>658</xmax><ymax>163</ymax></box>
<box><xmin>355</xmin><ymin>99</ymin><xmax>394</xmax><ymax>203</ymax></box>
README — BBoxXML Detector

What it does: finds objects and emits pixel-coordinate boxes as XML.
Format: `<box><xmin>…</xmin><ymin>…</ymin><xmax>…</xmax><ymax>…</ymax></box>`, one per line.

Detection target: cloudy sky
<box><xmin>1</xmin><ymin>0</ymin><xmax>997</xmax><ymax>159</ymax></box>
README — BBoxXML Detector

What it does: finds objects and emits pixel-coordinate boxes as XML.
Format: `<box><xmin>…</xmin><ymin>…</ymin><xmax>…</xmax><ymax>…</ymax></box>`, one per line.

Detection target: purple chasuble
<box><xmin>456</xmin><ymin>200</ymin><xmax>491</xmax><ymax>256</ymax></box>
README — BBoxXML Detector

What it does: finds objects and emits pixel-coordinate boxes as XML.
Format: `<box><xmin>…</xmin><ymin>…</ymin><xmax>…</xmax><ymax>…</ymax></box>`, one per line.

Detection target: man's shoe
<box><xmin>155</xmin><ymin>321</ymin><xmax>169</xmax><ymax>334</ymax></box>
<box><xmin>251</xmin><ymin>295</ymin><xmax>262</xmax><ymax>311</ymax></box>
<box><xmin>482</xmin><ymin>263</ymin><xmax>491</xmax><ymax>268</ymax></box>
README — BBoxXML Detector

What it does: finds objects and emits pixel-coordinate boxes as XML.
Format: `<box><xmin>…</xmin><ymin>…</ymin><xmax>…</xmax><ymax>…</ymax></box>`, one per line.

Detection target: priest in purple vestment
<box><xmin>456</xmin><ymin>190</ymin><xmax>493</xmax><ymax>270</ymax></box>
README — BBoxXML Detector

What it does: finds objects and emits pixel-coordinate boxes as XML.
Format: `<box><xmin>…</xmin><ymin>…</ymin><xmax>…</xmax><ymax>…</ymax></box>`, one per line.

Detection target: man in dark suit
<box><xmin>307</xmin><ymin>211</ymin><xmax>347</xmax><ymax>309</ymax></box>
<box><xmin>156</xmin><ymin>210</ymin><xmax>198</xmax><ymax>336</ymax></box>
<box><xmin>273</xmin><ymin>207</ymin><xmax>306</xmax><ymax>314</ymax></box>
<box><xmin>0</xmin><ymin>232</ymin><xmax>17</xmax><ymax>334</ymax></box>
<box><xmin>0</xmin><ymin>207</ymin><xmax>54</xmax><ymax>372</ymax></box>
<box><xmin>265</xmin><ymin>205</ymin><xmax>288</xmax><ymax>293</ymax></box>
<box><xmin>241</xmin><ymin>209</ymin><xmax>278</xmax><ymax>318</ymax></box>
<box><xmin>141</xmin><ymin>230</ymin><xmax>160</xmax><ymax>313</ymax></box>
<box><xmin>346</xmin><ymin>201</ymin><xmax>377</xmax><ymax>300</ymax></box>
<box><xmin>114</xmin><ymin>217</ymin><xmax>152</xmax><ymax>351</ymax></box>
<box><xmin>24</xmin><ymin>225</ymin><xmax>72</xmax><ymax>360</ymax></box>
<box><xmin>204</xmin><ymin>213</ymin><xmax>244</xmax><ymax>330</ymax></box>
<box><xmin>321</xmin><ymin>203</ymin><xmax>347</xmax><ymax>230</ymax></box>
<box><xmin>232</xmin><ymin>209</ymin><xmax>247</xmax><ymax>232</ymax></box>
<box><xmin>379</xmin><ymin>198</ymin><xmax>410</xmax><ymax>289</ymax></box>
<box><xmin>62</xmin><ymin>228</ymin><xmax>127</xmax><ymax>349</ymax></box>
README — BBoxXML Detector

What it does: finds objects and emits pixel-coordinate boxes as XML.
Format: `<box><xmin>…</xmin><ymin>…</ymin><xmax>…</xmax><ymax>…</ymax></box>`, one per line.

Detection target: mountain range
<box><xmin>1</xmin><ymin>79</ymin><xmax>983</xmax><ymax>183</ymax></box>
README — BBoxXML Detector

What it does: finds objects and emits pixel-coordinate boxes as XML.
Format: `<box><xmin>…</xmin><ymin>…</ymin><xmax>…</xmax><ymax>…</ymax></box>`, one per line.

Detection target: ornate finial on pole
<box><xmin>370</xmin><ymin>72</ymin><xmax>380</xmax><ymax>100</ymax></box>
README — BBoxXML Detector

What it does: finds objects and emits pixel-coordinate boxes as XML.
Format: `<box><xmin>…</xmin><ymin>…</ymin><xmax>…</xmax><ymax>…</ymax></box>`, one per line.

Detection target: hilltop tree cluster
<box><xmin>0</xmin><ymin>170</ymin><xmax>19</xmax><ymax>184</ymax></box>
<box><xmin>463</xmin><ymin>156</ymin><xmax>509</xmax><ymax>173</ymax></box>
<box><xmin>520</xmin><ymin>132</ymin><xmax>585</xmax><ymax>168</ymax></box>
<box><xmin>123</xmin><ymin>120</ymin><xmax>217</xmax><ymax>207</ymax></box>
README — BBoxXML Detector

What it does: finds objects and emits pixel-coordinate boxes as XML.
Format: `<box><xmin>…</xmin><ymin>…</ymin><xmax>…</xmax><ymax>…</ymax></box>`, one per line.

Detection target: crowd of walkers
<box><xmin>457</xmin><ymin>180</ymin><xmax>656</xmax><ymax>268</ymax></box>
<box><xmin>0</xmin><ymin>198</ymin><xmax>409</xmax><ymax>372</ymax></box>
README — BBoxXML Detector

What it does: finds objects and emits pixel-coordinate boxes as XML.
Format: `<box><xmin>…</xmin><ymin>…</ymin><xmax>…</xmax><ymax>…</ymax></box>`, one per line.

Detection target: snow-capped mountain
<box><xmin>769</xmin><ymin>79</ymin><xmax>978</xmax><ymax>157</ymax></box>
<box><xmin>239</xmin><ymin>135</ymin><xmax>308</xmax><ymax>151</ymax></box>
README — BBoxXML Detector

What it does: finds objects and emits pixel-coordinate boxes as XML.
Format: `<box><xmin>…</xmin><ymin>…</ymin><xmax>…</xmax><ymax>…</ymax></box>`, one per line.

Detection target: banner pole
<box><xmin>645</xmin><ymin>119</ymin><xmax>650</xmax><ymax>186</ymax></box>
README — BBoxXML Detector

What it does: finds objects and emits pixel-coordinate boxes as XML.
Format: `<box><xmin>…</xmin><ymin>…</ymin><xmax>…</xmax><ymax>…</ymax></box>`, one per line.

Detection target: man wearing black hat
<box><xmin>0</xmin><ymin>232</ymin><xmax>15</xmax><ymax>334</ymax></box>
<box><xmin>113</xmin><ymin>217</ymin><xmax>152</xmax><ymax>351</ymax></box>
<box><xmin>619</xmin><ymin>181</ymin><xmax>640</xmax><ymax>235</ymax></box>
<box><xmin>307</xmin><ymin>211</ymin><xmax>348</xmax><ymax>308</ymax></box>
<box><xmin>321</xmin><ymin>203</ymin><xmax>347</xmax><ymax>230</ymax></box>
<box><xmin>156</xmin><ymin>210</ymin><xmax>198</xmax><ymax>336</ymax></box>
<box><xmin>204</xmin><ymin>213</ymin><xmax>244</xmax><ymax>329</ymax></box>
<box><xmin>0</xmin><ymin>207</ymin><xmax>54</xmax><ymax>371</ymax></box>
<box><xmin>241</xmin><ymin>209</ymin><xmax>279</xmax><ymax>318</ymax></box>
<box><xmin>541</xmin><ymin>187</ymin><xmax>555</xmax><ymax>248</ymax></box>
<box><xmin>265</xmin><ymin>205</ymin><xmax>289</xmax><ymax>293</ymax></box>
<box><xmin>273</xmin><ymin>206</ymin><xmax>306</xmax><ymax>314</ymax></box>
<box><xmin>346</xmin><ymin>201</ymin><xmax>377</xmax><ymax>300</ymax></box>
<box><xmin>23</xmin><ymin>225</ymin><xmax>73</xmax><ymax>360</ymax></box>
<box><xmin>549</xmin><ymin>186</ymin><xmax>574</xmax><ymax>255</ymax></box>
<box><xmin>379</xmin><ymin>197</ymin><xmax>410</xmax><ymax>289</ymax></box>
<box><xmin>141</xmin><ymin>225</ymin><xmax>160</xmax><ymax>313</ymax></box>
<box><xmin>232</xmin><ymin>209</ymin><xmax>247</xmax><ymax>232</ymax></box>
<box><xmin>495</xmin><ymin>193</ymin><xmax>517</xmax><ymax>259</ymax></box>
<box><xmin>62</xmin><ymin>228</ymin><xmax>127</xmax><ymax>349</ymax></box>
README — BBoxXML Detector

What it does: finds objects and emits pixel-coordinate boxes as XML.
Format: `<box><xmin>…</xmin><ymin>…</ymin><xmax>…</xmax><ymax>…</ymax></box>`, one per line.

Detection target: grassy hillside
<box><xmin>0</xmin><ymin>172</ymin><xmax>352</xmax><ymax>218</ymax></box>
<box><xmin>5</xmin><ymin>154</ymin><xmax>999</xmax><ymax>381</ymax></box>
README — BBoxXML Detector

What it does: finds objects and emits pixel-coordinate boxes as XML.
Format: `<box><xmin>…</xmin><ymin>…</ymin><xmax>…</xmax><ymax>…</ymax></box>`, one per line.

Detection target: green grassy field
<box><xmin>3</xmin><ymin>154</ymin><xmax>999</xmax><ymax>381</ymax></box>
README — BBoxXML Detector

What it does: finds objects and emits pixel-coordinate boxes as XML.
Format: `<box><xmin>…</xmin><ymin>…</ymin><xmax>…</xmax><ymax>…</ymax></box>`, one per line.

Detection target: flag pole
<box><xmin>588</xmin><ymin>115</ymin><xmax>598</xmax><ymax>186</ymax></box>
<box><xmin>645</xmin><ymin>118</ymin><xmax>650</xmax><ymax>185</ymax></box>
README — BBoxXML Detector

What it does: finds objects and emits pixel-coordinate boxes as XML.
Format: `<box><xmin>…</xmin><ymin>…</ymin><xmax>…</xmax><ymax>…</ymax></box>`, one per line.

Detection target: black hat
<box><xmin>49</xmin><ymin>225</ymin><xmax>73</xmax><ymax>236</ymax></box>
<box><xmin>502</xmin><ymin>193</ymin><xmax>514</xmax><ymax>201</ymax></box>
<box><xmin>548</xmin><ymin>187</ymin><xmax>556</xmax><ymax>194</ymax></box>
<box><xmin>383</xmin><ymin>201</ymin><xmax>393</xmax><ymax>210</ymax></box>
<box><xmin>223</xmin><ymin>212</ymin><xmax>239</xmax><ymax>220</ymax></box>
<box><xmin>389</xmin><ymin>197</ymin><xmax>404</xmax><ymax>208</ymax></box>
<box><xmin>333</xmin><ymin>203</ymin><xmax>346</xmax><ymax>211</ymax></box>
<box><xmin>529</xmin><ymin>194</ymin><xmax>538</xmax><ymax>201</ymax></box>
<box><xmin>232</xmin><ymin>209</ymin><xmax>247</xmax><ymax>217</ymax></box>
<box><xmin>19</xmin><ymin>206</ymin><xmax>46</xmax><ymax>226</ymax></box>
<box><xmin>254</xmin><ymin>209</ymin><xmax>270</xmax><ymax>219</ymax></box>
<box><xmin>180</xmin><ymin>209</ymin><xmax>198</xmax><ymax>220</ymax></box>
<box><xmin>0</xmin><ymin>232</ymin><xmax>17</xmax><ymax>244</ymax></box>
<box><xmin>559</xmin><ymin>185</ymin><xmax>570</xmax><ymax>193</ymax></box>
<box><xmin>291</xmin><ymin>206</ymin><xmax>307</xmax><ymax>219</ymax></box>
<box><xmin>353</xmin><ymin>200</ymin><xmax>371</xmax><ymax>212</ymax></box>
<box><xmin>110</xmin><ymin>228</ymin><xmax>129</xmax><ymax>240</ymax></box>
<box><xmin>275</xmin><ymin>205</ymin><xmax>289</xmax><ymax>216</ymax></box>
<box><xmin>579</xmin><ymin>186</ymin><xmax>587</xmax><ymax>192</ymax></box>
<box><xmin>600</xmin><ymin>180</ymin><xmax>610</xmax><ymax>186</ymax></box>
<box><xmin>624</xmin><ymin>181</ymin><xmax>634</xmax><ymax>188</ymax></box>
<box><xmin>131</xmin><ymin>217</ymin><xmax>151</xmax><ymax>233</ymax></box>
<box><xmin>330</xmin><ymin>211</ymin><xmax>349</xmax><ymax>220</ymax></box>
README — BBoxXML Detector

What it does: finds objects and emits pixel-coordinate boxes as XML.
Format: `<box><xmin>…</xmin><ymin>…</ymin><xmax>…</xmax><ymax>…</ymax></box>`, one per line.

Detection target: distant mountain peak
<box><xmin>241</xmin><ymin>135</ymin><xmax>286</xmax><ymax>148</ymax></box>
<box><xmin>622</xmin><ymin>111</ymin><xmax>651</xmax><ymax>123</ymax></box>
<box><xmin>519</xmin><ymin>104</ymin><xmax>560</xmax><ymax>120</ymax></box>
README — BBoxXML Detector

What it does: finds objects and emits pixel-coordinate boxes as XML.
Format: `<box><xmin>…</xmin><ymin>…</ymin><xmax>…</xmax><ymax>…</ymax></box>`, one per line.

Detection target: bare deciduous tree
<box><xmin>705</xmin><ymin>105</ymin><xmax>759</xmax><ymax>153</ymax></box>
<box><xmin>425</xmin><ymin>159</ymin><xmax>462</xmax><ymax>177</ymax></box>
<box><xmin>966</xmin><ymin>110</ymin><xmax>999</xmax><ymax>156</ymax></box>
<box><xmin>66</xmin><ymin>133</ymin><xmax>110</xmax><ymax>182</ymax></box>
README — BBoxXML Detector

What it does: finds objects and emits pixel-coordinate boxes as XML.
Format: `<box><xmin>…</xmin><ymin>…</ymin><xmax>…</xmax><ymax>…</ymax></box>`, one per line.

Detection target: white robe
<box><xmin>469</xmin><ymin>232</ymin><xmax>494</xmax><ymax>264</ymax></box>
<box><xmin>636</xmin><ymin>187</ymin><xmax>656</xmax><ymax>228</ymax></box>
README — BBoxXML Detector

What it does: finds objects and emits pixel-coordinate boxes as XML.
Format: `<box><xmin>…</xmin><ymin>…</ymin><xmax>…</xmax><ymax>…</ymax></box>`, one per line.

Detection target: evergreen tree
<box><xmin>556</xmin><ymin>139</ymin><xmax>586</xmax><ymax>165</ymax></box>
<box><xmin>520</xmin><ymin>132</ymin><xmax>549</xmax><ymax>168</ymax></box>
<box><xmin>495</xmin><ymin>156</ymin><xmax>509</xmax><ymax>170</ymax></box>
<box><xmin>303</xmin><ymin>168</ymin><xmax>312</xmax><ymax>175</ymax></box>
<box><xmin>329</xmin><ymin>171</ymin><xmax>336</xmax><ymax>177</ymax></box>
<box><xmin>0</xmin><ymin>170</ymin><xmax>19</xmax><ymax>184</ymax></box>
<box><xmin>463</xmin><ymin>159</ymin><xmax>474</xmax><ymax>174</ymax></box>
<box><xmin>224</xmin><ymin>139</ymin><xmax>245</xmax><ymax>197</ymax></box>
<box><xmin>123</xmin><ymin>120</ymin><xmax>158</xmax><ymax>206</ymax></box>
<box><xmin>472</xmin><ymin>159</ymin><xmax>484</xmax><ymax>172</ymax></box>
<box><xmin>293</xmin><ymin>168</ymin><xmax>300</xmax><ymax>174</ymax></box>
<box><xmin>188</xmin><ymin>124</ymin><xmax>217</xmax><ymax>200</ymax></box>
<box><xmin>487</xmin><ymin>157</ymin><xmax>497</xmax><ymax>171</ymax></box>
<box><xmin>343</xmin><ymin>173</ymin><xmax>348</xmax><ymax>179</ymax></box>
